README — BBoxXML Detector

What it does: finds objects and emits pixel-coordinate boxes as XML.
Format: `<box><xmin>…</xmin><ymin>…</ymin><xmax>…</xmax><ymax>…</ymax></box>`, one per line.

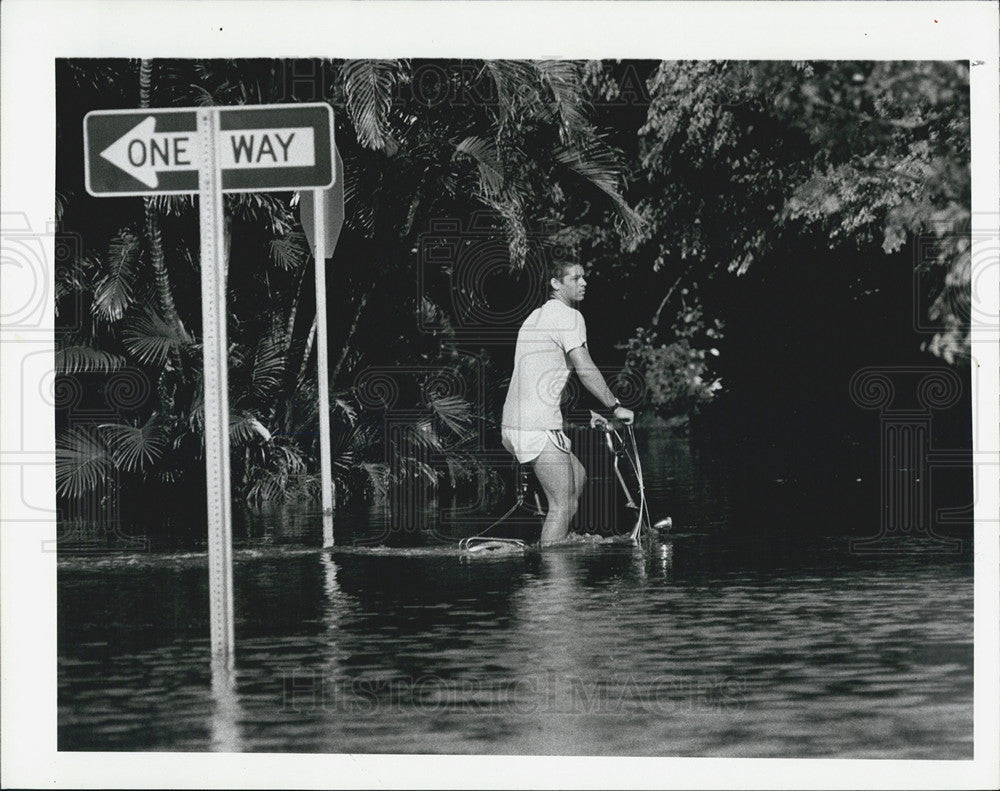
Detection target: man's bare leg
<box><xmin>532</xmin><ymin>439</ymin><xmax>586</xmax><ymax>545</ymax></box>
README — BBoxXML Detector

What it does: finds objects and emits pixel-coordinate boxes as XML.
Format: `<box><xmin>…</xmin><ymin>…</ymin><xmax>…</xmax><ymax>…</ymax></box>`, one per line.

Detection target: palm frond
<box><xmin>55</xmin><ymin>190</ymin><xmax>71</xmax><ymax>224</ymax></box>
<box><xmin>477</xmin><ymin>189</ymin><xmax>529</xmax><ymax>267</ymax></box>
<box><xmin>248</xmin><ymin>335</ymin><xmax>286</xmax><ymax>403</ymax></box>
<box><xmin>54</xmin><ymin>345</ymin><xmax>126</xmax><ymax>374</ymax></box>
<box><xmin>555</xmin><ymin>141</ymin><xmax>644</xmax><ymax>238</ymax></box>
<box><xmin>243</xmin><ymin>437</ymin><xmax>309</xmax><ymax>503</ymax></box>
<box><xmin>228</xmin><ymin>193</ymin><xmax>296</xmax><ymax>235</ymax></box>
<box><xmin>61</xmin><ymin>60</ymin><xmax>134</xmax><ymax>94</ymax></box>
<box><xmin>406</xmin><ymin>418</ymin><xmax>442</xmax><ymax>451</ymax></box>
<box><xmin>444</xmin><ymin>453</ymin><xmax>480</xmax><ymax>486</ymax></box>
<box><xmin>329</xmin><ymin>422</ymin><xmax>371</xmax><ymax>477</ymax></box>
<box><xmin>187</xmin><ymin>384</ymin><xmax>205</xmax><ymax>435</ymax></box>
<box><xmin>430</xmin><ymin>394</ymin><xmax>474</xmax><ymax>437</ymax></box>
<box><xmin>146</xmin><ymin>194</ymin><xmax>196</xmax><ymax>217</ymax></box>
<box><xmin>454</xmin><ymin>136</ymin><xmax>504</xmax><ymax>195</ymax></box>
<box><xmin>188</xmin><ymin>83</ymin><xmax>216</xmax><ymax>107</ymax></box>
<box><xmin>56</xmin><ymin>426</ymin><xmax>113</xmax><ymax>498</ymax></box>
<box><xmin>331</xmin><ymin>446</ymin><xmax>356</xmax><ymax>478</ymax></box>
<box><xmin>332</xmin><ymin>421</ymin><xmax>378</xmax><ymax>454</ymax></box>
<box><xmin>246</xmin><ymin>472</ymin><xmax>284</xmax><ymax>503</ymax></box>
<box><xmin>231</xmin><ymin>412</ymin><xmax>273</xmax><ymax>445</ymax></box>
<box><xmin>333</xmin><ymin>396</ymin><xmax>358</xmax><ymax>426</ymax></box>
<box><xmin>361</xmin><ymin>461</ymin><xmax>391</xmax><ymax>501</ymax></box>
<box><xmin>122</xmin><ymin>307</ymin><xmax>188</xmax><ymax>367</ymax></box>
<box><xmin>484</xmin><ymin>60</ymin><xmax>539</xmax><ymax>126</ymax></box>
<box><xmin>409</xmin><ymin>458</ymin><xmax>439</xmax><ymax>488</ymax></box>
<box><xmin>100</xmin><ymin>415</ymin><xmax>165</xmax><ymax>473</ymax></box>
<box><xmin>536</xmin><ymin>60</ymin><xmax>591</xmax><ymax>142</ymax></box>
<box><xmin>269</xmin><ymin>231</ymin><xmax>308</xmax><ymax>271</ymax></box>
<box><xmin>93</xmin><ymin>230</ymin><xmax>141</xmax><ymax>322</ymax></box>
<box><xmin>341</xmin><ymin>60</ymin><xmax>399</xmax><ymax>150</ymax></box>
<box><xmin>343</xmin><ymin>163</ymin><xmax>377</xmax><ymax>235</ymax></box>
<box><xmin>56</xmin><ymin>252</ymin><xmax>96</xmax><ymax>297</ymax></box>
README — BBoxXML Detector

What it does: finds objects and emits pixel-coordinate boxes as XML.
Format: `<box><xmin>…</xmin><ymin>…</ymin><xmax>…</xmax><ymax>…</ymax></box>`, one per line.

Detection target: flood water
<box><xmin>58</xmin><ymin>428</ymin><xmax>973</xmax><ymax>757</ymax></box>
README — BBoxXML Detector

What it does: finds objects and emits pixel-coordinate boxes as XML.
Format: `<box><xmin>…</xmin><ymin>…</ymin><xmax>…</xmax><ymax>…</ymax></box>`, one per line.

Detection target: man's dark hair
<box><xmin>547</xmin><ymin>256</ymin><xmax>576</xmax><ymax>288</ymax></box>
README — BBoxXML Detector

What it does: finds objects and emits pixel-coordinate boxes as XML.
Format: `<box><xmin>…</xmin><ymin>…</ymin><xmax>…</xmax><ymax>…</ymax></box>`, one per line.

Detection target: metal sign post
<box><xmin>197</xmin><ymin>107</ymin><xmax>235</xmax><ymax>659</ymax></box>
<box><xmin>300</xmin><ymin>150</ymin><xmax>345</xmax><ymax>548</ymax></box>
<box><xmin>312</xmin><ymin>190</ymin><xmax>334</xmax><ymax>547</ymax></box>
<box><xmin>85</xmin><ymin>102</ymin><xmax>336</xmax><ymax>660</ymax></box>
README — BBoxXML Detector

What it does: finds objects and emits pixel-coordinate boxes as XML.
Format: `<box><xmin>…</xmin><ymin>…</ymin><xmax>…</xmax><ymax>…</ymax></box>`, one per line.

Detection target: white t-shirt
<box><xmin>501</xmin><ymin>299</ymin><xmax>587</xmax><ymax>430</ymax></box>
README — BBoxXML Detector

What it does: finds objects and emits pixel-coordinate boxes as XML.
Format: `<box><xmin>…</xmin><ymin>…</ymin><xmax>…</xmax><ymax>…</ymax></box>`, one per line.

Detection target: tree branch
<box><xmin>331</xmin><ymin>291</ymin><xmax>370</xmax><ymax>386</ymax></box>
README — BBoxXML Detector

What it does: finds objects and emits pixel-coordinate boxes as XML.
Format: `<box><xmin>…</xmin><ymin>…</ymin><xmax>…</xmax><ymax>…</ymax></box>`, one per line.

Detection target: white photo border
<box><xmin>2</xmin><ymin>1</ymin><xmax>997</xmax><ymax>789</ymax></box>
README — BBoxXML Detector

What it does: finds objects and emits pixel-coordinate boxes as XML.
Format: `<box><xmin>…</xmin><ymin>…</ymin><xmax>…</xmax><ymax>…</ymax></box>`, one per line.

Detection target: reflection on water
<box><xmin>210</xmin><ymin>657</ymin><xmax>242</xmax><ymax>753</ymax></box>
<box><xmin>58</xmin><ymin>538</ymin><xmax>972</xmax><ymax>757</ymax></box>
<box><xmin>58</xmin><ymin>430</ymin><xmax>973</xmax><ymax>757</ymax></box>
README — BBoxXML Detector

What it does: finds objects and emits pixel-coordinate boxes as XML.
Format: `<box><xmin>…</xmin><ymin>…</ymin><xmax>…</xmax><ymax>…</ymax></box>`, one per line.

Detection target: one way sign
<box><xmin>84</xmin><ymin>103</ymin><xmax>334</xmax><ymax>196</ymax></box>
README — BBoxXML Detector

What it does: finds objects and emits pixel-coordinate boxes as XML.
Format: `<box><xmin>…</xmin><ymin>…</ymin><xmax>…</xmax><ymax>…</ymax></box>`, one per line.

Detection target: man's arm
<box><xmin>568</xmin><ymin>345</ymin><xmax>635</xmax><ymax>424</ymax></box>
<box><xmin>568</xmin><ymin>345</ymin><xmax>616</xmax><ymax>406</ymax></box>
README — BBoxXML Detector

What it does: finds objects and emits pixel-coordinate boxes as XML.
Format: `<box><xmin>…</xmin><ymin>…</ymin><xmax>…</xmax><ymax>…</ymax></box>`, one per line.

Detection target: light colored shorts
<box><xmin>501</xmin><ymin>427</ymin><xmax>571</xmax><ymax>464</ymax></box>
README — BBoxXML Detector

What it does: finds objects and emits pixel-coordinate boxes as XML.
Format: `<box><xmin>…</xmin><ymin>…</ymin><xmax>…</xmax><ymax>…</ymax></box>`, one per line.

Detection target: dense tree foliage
<box><xmin>54</xmin><ymin>58</ymin><xmax>971</xmax><ymax>524</ymax></box>
<box><xmin>55</xmin><ymin>58</ymin><xmax>638</xmax><ymax>516</ymax></box>
<box><xmin>633</xmin><ymin>61</ymin><xmax>970</xmax><ymax>369</ymax></box>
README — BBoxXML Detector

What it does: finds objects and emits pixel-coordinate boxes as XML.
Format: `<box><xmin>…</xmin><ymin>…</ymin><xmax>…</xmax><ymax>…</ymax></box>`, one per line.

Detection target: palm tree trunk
<box><xmin>283</xmin><ymin>254</ymin><xmax>309</xmax><ymax>357</ymax></box>
<box><xmin>330</xmin><ymin>291</ymin><xmax>369</xmax><ymax>386</ymax></box>
<box><xmin>139</xmin><ymin>58</ymin><xmax>189</xmax><ymax>343</ymax></box>
<box><xmin>294</xmin><ymin>319</ymin><xmax>318</xmax><ymax>396</ymax></box>
<box><xmin>293</xmin><ymin>288</ymin><xmax>369</xmax><ymax>395</ymax></box>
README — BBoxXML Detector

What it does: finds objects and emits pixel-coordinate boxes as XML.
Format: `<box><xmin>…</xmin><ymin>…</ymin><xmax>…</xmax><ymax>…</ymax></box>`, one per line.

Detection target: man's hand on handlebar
<box><xmin>613</xmin><ymin>405</ymin><xmax>635</xmax><ymax>425</ymax></box>
<box><xmin>588</xmin><ymin>408</ymin><xmax>635</xmax><ymax>431</ymax></box>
